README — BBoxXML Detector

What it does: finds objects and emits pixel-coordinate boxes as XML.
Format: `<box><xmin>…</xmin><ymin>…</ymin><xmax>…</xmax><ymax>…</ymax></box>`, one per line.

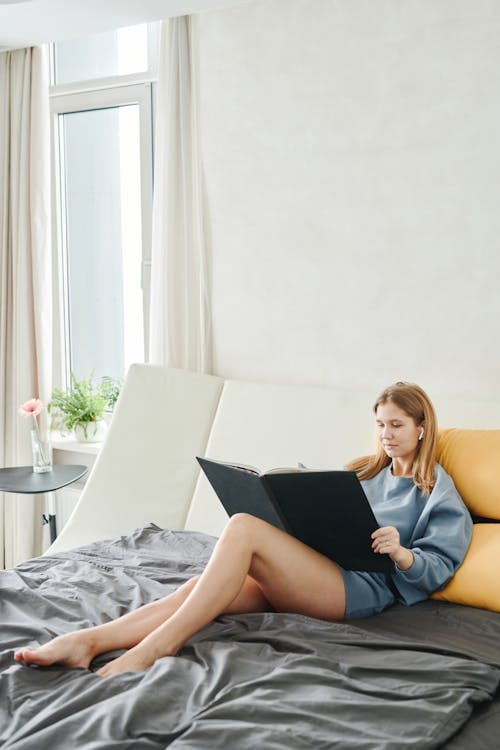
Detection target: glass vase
<box><xmin>31</xmin><ymin>429</ymin><xmax>53</xmax><ymax>473</ymax></box>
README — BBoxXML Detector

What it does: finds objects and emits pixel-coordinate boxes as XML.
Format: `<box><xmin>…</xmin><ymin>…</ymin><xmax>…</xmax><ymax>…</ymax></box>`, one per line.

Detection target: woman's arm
<box><xmin>393</xmin><ymin>485</ymin><xmax>472</xmax><ymax>594</ymax></box>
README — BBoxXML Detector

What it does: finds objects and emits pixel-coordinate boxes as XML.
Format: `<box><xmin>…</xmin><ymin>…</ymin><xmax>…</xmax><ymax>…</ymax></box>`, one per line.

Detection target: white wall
<box><xmin>195</xmin><ymin>0</ymin><xmax>500</xmax><ymax>403</ymax></box>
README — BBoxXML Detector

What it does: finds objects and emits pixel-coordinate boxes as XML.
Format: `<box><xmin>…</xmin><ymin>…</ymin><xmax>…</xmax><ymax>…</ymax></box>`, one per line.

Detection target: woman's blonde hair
<box><xmin>346</xmin><ymin>381</ymin><xmax>438</xmax><ymax>494</ymax></box>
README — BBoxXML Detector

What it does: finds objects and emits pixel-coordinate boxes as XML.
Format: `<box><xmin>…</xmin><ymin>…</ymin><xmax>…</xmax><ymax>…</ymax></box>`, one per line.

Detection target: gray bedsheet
<box><xmin>1</xmin><ymin>524</ymin><xmax>499</xmax><ymax>749</ymax></box>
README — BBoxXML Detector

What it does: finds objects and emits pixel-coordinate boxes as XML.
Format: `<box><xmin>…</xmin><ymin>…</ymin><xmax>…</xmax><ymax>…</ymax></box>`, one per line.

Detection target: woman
<box><xmin>14</xmin><ymin>381</ymin><xmax>472</xmax><ymax>677</ymax></box>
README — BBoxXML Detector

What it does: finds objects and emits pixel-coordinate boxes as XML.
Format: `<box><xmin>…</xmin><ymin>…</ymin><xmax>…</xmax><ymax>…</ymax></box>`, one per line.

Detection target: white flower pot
<box><xmin>74</xmin><ymin>419</ymin><xmax>108</xmax><ymax>443</ymax></box>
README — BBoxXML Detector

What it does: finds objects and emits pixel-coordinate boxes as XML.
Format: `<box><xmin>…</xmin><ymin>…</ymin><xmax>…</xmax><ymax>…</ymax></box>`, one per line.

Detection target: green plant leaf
<box><xmin>48</xmin><ymin>373</ymin><xmax>112</xmax><ymax>431</ymax></box>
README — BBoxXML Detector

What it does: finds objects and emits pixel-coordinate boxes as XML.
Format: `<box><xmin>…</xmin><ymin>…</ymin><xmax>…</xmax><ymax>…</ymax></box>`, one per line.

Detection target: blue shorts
<box><xmin>340</xmin><ymin>568</ymin><xmax>397</xmax><ymax>619</ymax></box>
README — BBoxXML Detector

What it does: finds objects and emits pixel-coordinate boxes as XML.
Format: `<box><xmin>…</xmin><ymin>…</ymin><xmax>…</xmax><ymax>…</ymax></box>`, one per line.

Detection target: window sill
<box><xmin>52</xmin><ymin>435</ymin><xmax>103</xmax><ymax>455</ymax></box>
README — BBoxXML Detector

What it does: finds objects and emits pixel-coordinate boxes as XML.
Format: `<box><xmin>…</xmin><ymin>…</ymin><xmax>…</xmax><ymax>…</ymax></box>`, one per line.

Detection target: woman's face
<box><xmin>375</xmin><ymin>401</ymin><xmax>422</xmax><ymax>464</ymax></box>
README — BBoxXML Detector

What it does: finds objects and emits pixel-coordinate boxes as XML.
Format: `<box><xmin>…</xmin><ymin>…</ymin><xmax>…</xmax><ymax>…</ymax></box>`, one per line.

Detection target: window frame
<box><xmin>49</xmin><ymin>26</ymin><xmax>156</xmax><ymax>388</ymax></box>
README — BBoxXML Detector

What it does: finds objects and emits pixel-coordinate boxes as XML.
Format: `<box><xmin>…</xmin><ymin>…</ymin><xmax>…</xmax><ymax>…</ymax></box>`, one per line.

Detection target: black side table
<box><xmin>0</xmin><ymin>465</ymin><xmax>88</xmax><ymax>543</ymax></box>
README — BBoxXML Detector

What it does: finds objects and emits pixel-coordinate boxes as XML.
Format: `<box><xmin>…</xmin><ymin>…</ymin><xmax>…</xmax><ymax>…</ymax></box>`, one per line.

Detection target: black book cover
<box><xmin>197</xmin><ymin>458</ymin><xmax>393</xmax><ymax>573</ymax></box>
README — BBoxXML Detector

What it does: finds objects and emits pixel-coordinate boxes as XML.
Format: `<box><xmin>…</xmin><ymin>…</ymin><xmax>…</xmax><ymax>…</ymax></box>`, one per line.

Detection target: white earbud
<box><xmin>418</xmin><ymin>428</ymin><xmax>424</xmax><ymax>441</ymax></box>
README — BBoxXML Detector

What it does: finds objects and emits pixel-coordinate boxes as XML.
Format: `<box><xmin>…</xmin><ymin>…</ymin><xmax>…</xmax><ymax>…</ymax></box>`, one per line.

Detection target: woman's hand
<box><xmin>371</xmin><ymin>526</ymin><xmax>414</xmax><ymax>571</ymax></box>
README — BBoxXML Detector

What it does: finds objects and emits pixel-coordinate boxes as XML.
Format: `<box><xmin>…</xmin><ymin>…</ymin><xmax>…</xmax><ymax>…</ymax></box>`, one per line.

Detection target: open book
<box><xmin>212</xmin><ymin>459</ymin><xmax>310</xmax><ymax>475</ymax></box>
<box><xmin>196</xmin><ymin>457</ymin><xmax>393</xmax><ymax>573</ymax></box>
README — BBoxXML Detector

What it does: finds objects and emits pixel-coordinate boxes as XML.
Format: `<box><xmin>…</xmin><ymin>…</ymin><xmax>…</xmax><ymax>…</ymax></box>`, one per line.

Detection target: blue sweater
<box><xmin>361</xmin><ymin>464</ymin><xmax>472</xmax><ymax>606</ymax></box>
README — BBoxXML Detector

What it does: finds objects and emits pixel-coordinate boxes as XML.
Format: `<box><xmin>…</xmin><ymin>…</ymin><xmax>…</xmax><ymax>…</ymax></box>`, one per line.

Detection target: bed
<box><xmin>1</xmin><ymin>524</ymin><xmax>499</xmax><ymax>749</ymax></box>
<box><xmin>1</xmin><ymin>366</ymin><xmax>499</xmax><ymax>748</ymax></box>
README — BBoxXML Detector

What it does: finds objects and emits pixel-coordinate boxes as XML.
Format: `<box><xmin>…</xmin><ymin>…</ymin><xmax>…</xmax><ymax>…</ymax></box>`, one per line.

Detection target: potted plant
<box><xmin>49</xmin><ymin>373</ymin><xmax>119</xmax><ymax>443</ymax></box>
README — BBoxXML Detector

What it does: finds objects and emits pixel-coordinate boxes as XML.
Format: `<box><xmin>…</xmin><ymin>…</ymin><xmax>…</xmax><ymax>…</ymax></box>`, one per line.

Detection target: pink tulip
<box><xmin>19</xmin><ymin>398</ymin><xmax>44</xmax><ymax>418</ymax></box>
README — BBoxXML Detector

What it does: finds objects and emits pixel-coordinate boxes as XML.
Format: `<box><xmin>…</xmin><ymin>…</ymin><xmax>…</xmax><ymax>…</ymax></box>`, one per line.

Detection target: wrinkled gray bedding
<box><xmin>1</xmin><ymin>524</ymin><xmax>499</xmax><ymax>749</ymax></box>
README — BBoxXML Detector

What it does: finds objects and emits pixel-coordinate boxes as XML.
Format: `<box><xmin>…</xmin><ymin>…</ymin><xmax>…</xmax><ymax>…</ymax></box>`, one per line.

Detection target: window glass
<box><xmin>54</xmin><ymin>24</ymin><xmax>148</xmax><ymax>84</ymax></box>
<box><xmin>58</xmin><ymin>104</ymin><xmax>144</xmax><ymax>380</ymax></box>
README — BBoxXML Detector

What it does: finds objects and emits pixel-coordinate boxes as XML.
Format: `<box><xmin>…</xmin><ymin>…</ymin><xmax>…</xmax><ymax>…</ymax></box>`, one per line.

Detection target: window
<box><xmin>50</xmin><ymin>24</ymin><xmax>157</xmax><ymax>385</ymax></box>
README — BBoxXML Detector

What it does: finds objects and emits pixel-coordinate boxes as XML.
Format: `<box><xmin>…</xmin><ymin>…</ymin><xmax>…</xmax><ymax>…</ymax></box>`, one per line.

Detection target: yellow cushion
<box><xmin>437</xmin><ymin>429</ymin><xmax>500</xmax><ymax>520</ymax></box>
<box><xmin>431</xmin><ymin>524</ymin><xmax>500</xmax><ymax>613</ymax></box>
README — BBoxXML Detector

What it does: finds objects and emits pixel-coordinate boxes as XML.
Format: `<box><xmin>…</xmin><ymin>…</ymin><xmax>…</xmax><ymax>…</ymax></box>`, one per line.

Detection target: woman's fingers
<box><xmin>371</xmin><ymin>526</ymin><xmax>400</xmax><ymax>554</ymax></box>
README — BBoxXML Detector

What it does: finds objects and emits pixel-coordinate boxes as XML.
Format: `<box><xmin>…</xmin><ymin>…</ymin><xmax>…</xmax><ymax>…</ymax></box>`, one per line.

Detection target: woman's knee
<box><xmin>224</xmin><ymin>512</ymin><xmax>256</xmax><ymax>532</ymax></box>
<box><xmin>222</xmin><ymin>513</ymin><xmax>260</xmax><ymax>544</ymax></box>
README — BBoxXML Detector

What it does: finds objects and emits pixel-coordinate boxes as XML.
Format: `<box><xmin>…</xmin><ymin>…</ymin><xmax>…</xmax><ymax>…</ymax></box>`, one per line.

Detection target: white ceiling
<box><xmin>0</xmin><ymin>0</ymin><xmax>251</xmax><ymax>51</ymax></box>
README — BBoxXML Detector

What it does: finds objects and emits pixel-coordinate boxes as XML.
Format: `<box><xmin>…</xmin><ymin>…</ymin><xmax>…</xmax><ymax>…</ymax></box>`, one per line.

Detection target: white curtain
<box><xmin>0</xmin><ymin>46</ymin><xmax>52</xmax><ymax>568</ymax></box>
<box><xmin>149</xmin><ymin>17</ymin><xmax>212</xmax><ymax>372</ymax></box>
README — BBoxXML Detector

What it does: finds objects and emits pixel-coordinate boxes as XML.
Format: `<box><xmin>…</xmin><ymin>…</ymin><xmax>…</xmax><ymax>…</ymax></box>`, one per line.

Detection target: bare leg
<box><xmin>97</xmin><ymin>514</ymin><xmax>346</xmax><ymax>676</ymax></box>
<box><xmin>14</xmin><ymin>572</ymin><xmax>269</xmax><ymax>669</ymax></box>
<box><xmin>15</xmin><ymin>514</ymin><xmax>345</xmax><ymax>675</ymax></box>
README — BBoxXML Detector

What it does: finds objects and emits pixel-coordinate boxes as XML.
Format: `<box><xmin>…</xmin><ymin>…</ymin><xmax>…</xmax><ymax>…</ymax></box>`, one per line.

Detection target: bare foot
<box><xmin>96</xmin><ymin>643</ymin><xmax>161</xmax><ymax>677</ymax></box>
<box><xmin>14</xmin><ymin>631</ymin><xmax>97</xmax><ymax>670</ymax></box>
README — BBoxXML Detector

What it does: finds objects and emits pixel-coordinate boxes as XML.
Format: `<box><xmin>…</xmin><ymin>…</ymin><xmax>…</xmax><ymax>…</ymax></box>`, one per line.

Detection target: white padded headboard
<box><xmin>46</xmin><ymin>365</ymin><xmax>500</xmax><ymax>551</ymax></box>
